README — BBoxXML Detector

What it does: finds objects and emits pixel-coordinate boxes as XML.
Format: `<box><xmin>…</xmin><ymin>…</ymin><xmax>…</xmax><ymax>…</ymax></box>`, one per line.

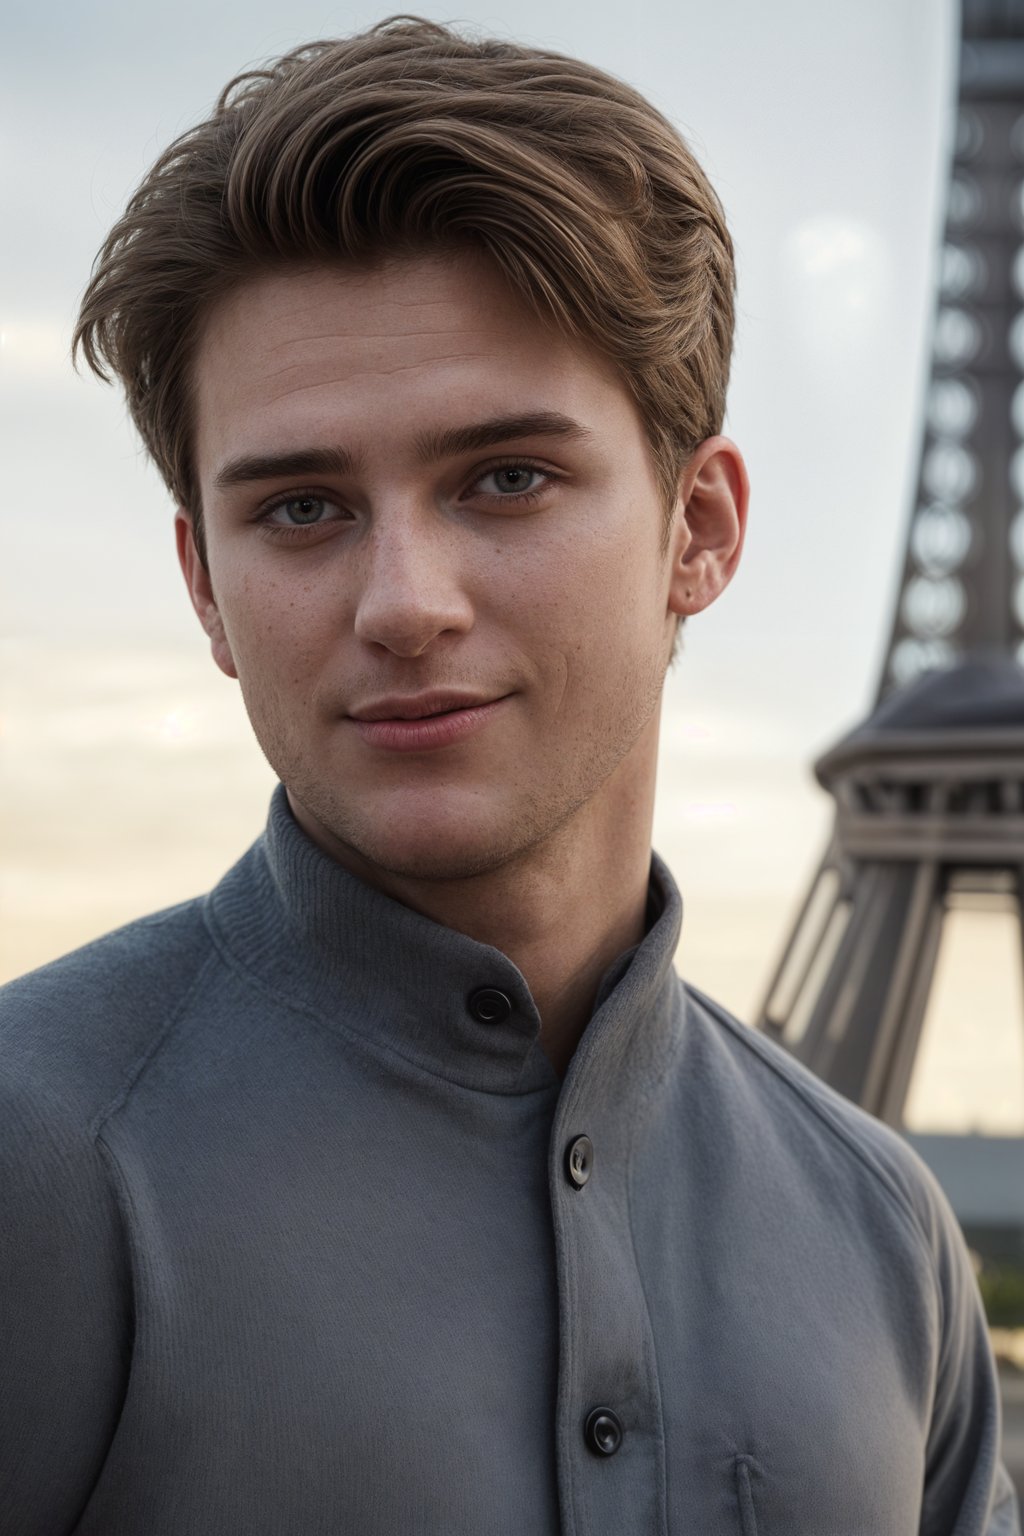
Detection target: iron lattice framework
<box><xmin>756</xmin><ymin>0</ymin><xmax>1024</xmax><ymax>1148</ymax></box>
<box><xmin>879</xmin><ymin>0</ymin><xmax>1024</xmax><ymax>690</ymax></box>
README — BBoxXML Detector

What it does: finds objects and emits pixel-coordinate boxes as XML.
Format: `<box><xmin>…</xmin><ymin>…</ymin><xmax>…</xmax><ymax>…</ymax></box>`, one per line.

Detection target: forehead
<box><xmin>191</xmin><ymin>251</ymin><xmax>640</xmax><ymax>476</ymax></box>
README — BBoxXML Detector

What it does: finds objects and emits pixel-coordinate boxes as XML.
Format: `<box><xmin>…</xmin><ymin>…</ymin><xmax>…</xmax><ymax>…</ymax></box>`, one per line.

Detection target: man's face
<box><xmin>183</xmin><ymin>250</ymin><xmax>725</xmax><ymax>882</ymax></box>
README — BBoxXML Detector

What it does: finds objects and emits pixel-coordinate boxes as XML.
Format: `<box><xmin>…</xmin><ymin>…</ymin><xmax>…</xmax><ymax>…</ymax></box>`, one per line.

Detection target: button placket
<box><xmin>550</xmin><ymin>1074</ymin><xmax>669</xmax><ymax>1533</ymax></box>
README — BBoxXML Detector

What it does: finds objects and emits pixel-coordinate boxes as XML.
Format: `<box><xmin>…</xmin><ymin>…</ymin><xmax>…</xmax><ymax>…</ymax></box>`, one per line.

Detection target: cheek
<box><xmin>512</xmin><ymin>528</ymin><xmax>665</xmax><ymax>713</ymax></box>
<box><xmin>547</xmin><ymin>517</ymin><xmax>664</xmax><ymax>642</ymax></box>
<box><xmin>215</xmin><ymin>567</ymin><xmax>329</xmax><ymax>696</ymax></box>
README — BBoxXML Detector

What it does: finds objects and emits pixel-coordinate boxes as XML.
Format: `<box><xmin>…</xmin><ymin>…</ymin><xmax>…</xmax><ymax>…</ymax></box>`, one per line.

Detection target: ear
<box><xmin>174</xmin><ymin>509</ymin><xmax>239</xmax><ymax>680</ymax></box>
<box><xmin>667</xmin><ymin>436</ymin><xmax>749</xmax><ymax>618</ymax></box>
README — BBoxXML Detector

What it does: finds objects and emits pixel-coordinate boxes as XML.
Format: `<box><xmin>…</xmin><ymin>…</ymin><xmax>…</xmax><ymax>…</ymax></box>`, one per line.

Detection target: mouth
<box><xmin>347</xmin><ymin>694</ymin><xmax>511</xmax><ymax>752</ymax></box>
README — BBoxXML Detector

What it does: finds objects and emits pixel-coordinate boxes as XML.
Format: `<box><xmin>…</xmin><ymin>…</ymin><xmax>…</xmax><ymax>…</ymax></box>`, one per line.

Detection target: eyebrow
<box><xmin>214</xmin><ymin>445</ymin><xmax>356</xmax><ymax>490</ymax></box>
<box><xmin>212</xmin><ymin>411</ymin><xmax>593</xmax><ymax>491</ymax></box>
<box><xmin>413</xmin><ymin>411</ymin><xmax>593</xmax><ymax>461</ymax></box>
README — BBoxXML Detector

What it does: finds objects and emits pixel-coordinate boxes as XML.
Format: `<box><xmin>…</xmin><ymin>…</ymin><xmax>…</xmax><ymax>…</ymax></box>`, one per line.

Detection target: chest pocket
<box><xmin>734</xmin><ymin>1454</ymin><xmax>761</xmax><ymax>1536</ymax></box>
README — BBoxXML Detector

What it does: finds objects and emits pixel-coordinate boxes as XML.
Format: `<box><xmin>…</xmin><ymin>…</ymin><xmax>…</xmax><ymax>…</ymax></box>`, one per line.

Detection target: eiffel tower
<box><xmin>756</xmin><ymin>0</ymin><xmax>1024</xmax><ymax>1236</ymax></box>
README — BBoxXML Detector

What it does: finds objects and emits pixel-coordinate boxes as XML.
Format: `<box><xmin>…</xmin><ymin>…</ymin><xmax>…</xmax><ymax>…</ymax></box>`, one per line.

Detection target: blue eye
<box><xmin>475</xmin><ymin>466</ymin><xmax>547</xmax><ymax>498</ymax></box>
<box><xmin>491</xmin><ymin>467</ymin><xmax>536</xmax><ymax>494</ymax></box>
<box><xmin>269</xmin><ymin>496</ymin><xmax>333</xmax><ymax>525</ymax></box>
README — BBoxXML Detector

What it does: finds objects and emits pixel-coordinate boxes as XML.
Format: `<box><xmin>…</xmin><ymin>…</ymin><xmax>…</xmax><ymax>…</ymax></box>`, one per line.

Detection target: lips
<box><xmin>347</xmin><ymin>694</ymin><xmax>509</xmax><ymax>752</ymax></box>
<box><xmin>348</xmin><ymin>690</ymin><xmax>503</xmax><ymax>722</ymax></box>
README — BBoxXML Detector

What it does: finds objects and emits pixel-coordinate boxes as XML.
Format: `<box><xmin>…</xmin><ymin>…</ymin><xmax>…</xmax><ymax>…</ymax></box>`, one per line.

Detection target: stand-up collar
<box><xmin>206</xmin><ymin>784</ymin><xmax>684</xmax><ymax>1097</ymax></box>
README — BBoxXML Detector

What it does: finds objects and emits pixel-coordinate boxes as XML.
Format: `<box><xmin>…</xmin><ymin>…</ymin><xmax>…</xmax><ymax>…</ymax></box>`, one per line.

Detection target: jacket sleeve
<box><xmin>914</xmin><ymin>1155</ymin><xmax>1021</xmax><ymax>1536</ymax></box>
<box><xmin>0</xmin><ymin>1071</ymin><xmax>131</xmax><ymax>1536</ymax></box>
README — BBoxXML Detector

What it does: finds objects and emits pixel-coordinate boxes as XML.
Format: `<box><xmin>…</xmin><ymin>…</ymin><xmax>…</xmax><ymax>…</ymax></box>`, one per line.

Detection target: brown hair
<box><xmin>73</xmin><ymin>15</ymin><xmax>735</xmax><ymax>563</ymax></box>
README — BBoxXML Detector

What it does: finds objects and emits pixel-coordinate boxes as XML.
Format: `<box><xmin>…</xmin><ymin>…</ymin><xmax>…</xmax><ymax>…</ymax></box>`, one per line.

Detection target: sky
<box><xmin>4</xmin><ymin>0</ymin><xmax>1021</xmax><ymax>1131</ymax></box>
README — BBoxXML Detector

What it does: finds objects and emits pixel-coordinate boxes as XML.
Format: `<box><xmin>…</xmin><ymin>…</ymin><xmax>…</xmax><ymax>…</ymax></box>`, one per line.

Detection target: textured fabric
<box><xmin>0</xmin><ymin>784</ymin><xmax>1019</xmax><ymax>1535</ymax></box>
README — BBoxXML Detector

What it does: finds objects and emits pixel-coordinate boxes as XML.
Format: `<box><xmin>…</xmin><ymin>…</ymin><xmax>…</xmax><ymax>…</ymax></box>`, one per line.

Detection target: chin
<box><xmin>292</xmin><ymin>780</ymin><xmax>540</xmax><ymax>884</ymax></box>
<box><xmin>356</xmin><ymin>838</ymin><xmax>513</xmax><ymax>884</ymax></box>
<box><xmin>348</xmin><ymin>820</ymin><xmax>534</xmax><ymax>884</ymax></box>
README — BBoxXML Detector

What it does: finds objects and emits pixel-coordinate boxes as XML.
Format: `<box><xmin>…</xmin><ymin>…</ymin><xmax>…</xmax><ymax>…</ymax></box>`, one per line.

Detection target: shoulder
<box><xmin>680</xmin><ymin>979</ymin><xmax>958</xmax><ymax>1263</ymax></box>
<box><xmin>0</xmin><ymin>915</ymin><xmax>201</xmax><ymax>1529</ymax></box>
<box><xmin>0</xmin><ymin>897</ymin><xmax>219</xmax><ymax>1131</ymax></box>
<box><xmin>0</xmin><ymin>897</ymin><xmax>221</xmax><ymax>1298</ymax></box>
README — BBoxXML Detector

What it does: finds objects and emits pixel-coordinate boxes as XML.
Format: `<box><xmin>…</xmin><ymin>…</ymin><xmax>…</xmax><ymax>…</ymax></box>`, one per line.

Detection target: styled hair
<box><xmin>73</xmin><ymin>15</ymin><xmax>735</xmax><ymax>562</ymax></box>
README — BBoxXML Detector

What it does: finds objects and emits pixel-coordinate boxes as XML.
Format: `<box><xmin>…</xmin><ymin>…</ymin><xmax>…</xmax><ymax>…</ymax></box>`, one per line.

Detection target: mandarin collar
<box><xmin>206</xmin><ymin>784</ymin><xmax>684</xmax><ymax>1097</ymax></box>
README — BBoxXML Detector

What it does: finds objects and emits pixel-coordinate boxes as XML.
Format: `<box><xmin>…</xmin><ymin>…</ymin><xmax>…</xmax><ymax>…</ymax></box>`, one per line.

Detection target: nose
<box><xmin>353</xmin><ymin>504</ymin><xmax>475</xmax><ymax>657</ymax></box>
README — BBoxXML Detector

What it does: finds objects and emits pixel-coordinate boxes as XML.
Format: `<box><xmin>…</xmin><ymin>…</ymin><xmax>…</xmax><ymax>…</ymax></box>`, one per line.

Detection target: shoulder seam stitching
<box><xmin>88</xmin><ymin>943</ymin><xmax>222</xmax><ymax>1141</ymax></box>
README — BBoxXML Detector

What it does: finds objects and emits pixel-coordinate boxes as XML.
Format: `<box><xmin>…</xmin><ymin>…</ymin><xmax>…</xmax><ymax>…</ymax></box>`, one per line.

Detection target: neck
<box><xmin>287</xmin><ymin>720</ymin><xmax>660</xmax><ymax>1078</ymax></box>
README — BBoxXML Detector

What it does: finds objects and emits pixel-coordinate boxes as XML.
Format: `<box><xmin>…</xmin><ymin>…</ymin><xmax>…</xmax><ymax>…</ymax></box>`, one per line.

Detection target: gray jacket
<box><xmin>0</xmin><ymin>785</ymin><xmax>1019</xmax><ymax>1533</ymax></box>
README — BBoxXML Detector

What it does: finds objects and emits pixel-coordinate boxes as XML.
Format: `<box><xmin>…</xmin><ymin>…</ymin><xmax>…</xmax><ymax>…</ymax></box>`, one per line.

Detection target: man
<box><xmin>1</xmin><ymin>16</ymin><xmax>1018</xmax><ymax>1535</ymax></box>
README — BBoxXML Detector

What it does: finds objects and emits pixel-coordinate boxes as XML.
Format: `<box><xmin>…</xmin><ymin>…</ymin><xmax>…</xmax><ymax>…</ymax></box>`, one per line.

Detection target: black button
<box><xmin>584</xmin><ymin>1406</ymin><xmax>623</xmax><ymax>1457</ymax></box>
<box><xmin>565</xmin><ymin>1134</ymin><xmax>593</xmax><ymax>1189</ymax></box>
<box><xmin>468</xmin><ymin>987</ymin><xmax>513</xmax><ymax>1024</ymax></box>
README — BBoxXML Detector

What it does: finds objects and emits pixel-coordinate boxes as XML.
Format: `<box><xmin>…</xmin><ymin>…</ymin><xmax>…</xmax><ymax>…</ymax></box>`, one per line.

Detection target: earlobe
<box><xmin>668</xmin><ymin>436</ymin><xmax>749</xmax><ymax>618</ymax></box>
<box><xmin>174</xmin><ymin>509</ymin><xmax>239</xmax><ymax>680</ymax></box>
